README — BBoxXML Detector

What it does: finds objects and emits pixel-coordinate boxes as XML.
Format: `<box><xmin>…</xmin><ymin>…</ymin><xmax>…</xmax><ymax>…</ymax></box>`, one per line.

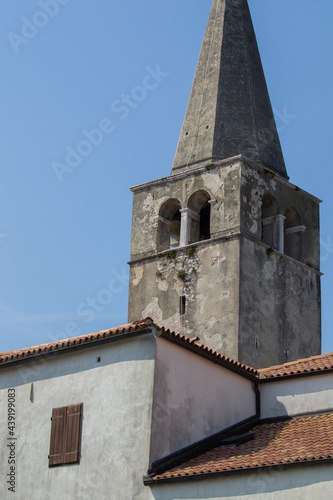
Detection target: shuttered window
<box><xmin>49</xmin><ymin>403</ymin><xmax>83</xmax><ymax>467</ymax></box>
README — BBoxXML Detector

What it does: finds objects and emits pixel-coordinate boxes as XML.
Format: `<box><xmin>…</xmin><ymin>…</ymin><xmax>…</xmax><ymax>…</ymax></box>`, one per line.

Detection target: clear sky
<box><xmin>0</xmin><ymin>0</ymin><xmax>332</xmax><ymax>355</ymax></box>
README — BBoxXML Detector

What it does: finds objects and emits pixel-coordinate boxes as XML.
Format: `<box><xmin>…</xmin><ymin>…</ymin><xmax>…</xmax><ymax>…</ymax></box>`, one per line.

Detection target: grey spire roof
<box><xmin>171</xmin><ymin>0</ymin><xmax>288</xmax><ymax>179</ymax></box>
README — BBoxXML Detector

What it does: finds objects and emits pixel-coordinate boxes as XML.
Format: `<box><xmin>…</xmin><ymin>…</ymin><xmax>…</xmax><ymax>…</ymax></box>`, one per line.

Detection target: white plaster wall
<box><xmin>260</xmin><ymin>373</ymin><xmax>333</xmax><ymax>419</ymax></box>
<box><xmin>150</xmin><ymin>338</ymin><xmax>256</xmax><ymax>463</ymax></box>
<box><xmin>0</xmin><ymin>334</ymin><xmax>156</xmax><ymax>500</ymax></box>
<box><xmin>148</xmin><ymin>464</ymin><xmax>333</xmax><ymax>500</ymax></box>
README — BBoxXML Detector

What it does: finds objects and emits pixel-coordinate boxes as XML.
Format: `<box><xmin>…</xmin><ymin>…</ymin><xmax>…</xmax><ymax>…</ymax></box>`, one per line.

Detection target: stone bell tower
<box><xmin>128</xmin><ymin>0</ymin><xmax>321</xmax><ymax>368</ymax></box>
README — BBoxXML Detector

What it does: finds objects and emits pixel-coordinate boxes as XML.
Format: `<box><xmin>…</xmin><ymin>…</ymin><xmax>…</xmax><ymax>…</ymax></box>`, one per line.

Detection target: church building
<box><xmin>0</xmin><ymin>1</ymin><xmax>332</xmax><ymax>499</ymax></box>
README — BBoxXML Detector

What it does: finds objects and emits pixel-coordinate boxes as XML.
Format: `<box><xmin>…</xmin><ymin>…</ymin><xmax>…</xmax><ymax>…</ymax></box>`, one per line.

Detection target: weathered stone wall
<box><xmin>241</xmin><ymin>162</ymin><xmax>320</xmax><ymax>269</ymax></box>
<box><xmin>129</xmin><ymin>239</ymin><xmax>240</xmax><ymax>358</ymax></box>
<box><xmin>129</xmin><ymin>159</ymin><xmax>321</xmax><ymax>367</ymax></box>
<box><xmin>239</xmin><ymin>237</ymin><xmax>321</xmax><ymax>368</ymax></box>
<box><xmin>130</xmin><ymin>161</ymin><xmax>242</xmax><ymax>260</ymax></box>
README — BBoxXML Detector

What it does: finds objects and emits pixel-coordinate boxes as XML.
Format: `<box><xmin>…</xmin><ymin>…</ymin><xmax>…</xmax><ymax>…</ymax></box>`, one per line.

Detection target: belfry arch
<box><xmin>157</xmin><ymin>199</ymin><xmax>181</xmax><ymax>251</ymax></box>
<box><xmin>180</xmin><ymin>190</ymin><xmax>211</xmax><ymax>246</ymax></box>
<box><xmin>284</xmin><ymin>207</ymin><xmax>304</xmax><ymax>261</ymax></box>
<box><xmin>261</xmin><ymin>193</ymin><xmax>285</xmax><ymax>252</ymax></box>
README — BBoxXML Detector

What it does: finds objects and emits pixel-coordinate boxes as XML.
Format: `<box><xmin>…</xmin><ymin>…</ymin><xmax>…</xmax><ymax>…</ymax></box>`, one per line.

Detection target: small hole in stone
<box><xmin>221</xmin><ymin>123</ymin><xmax>224</xmax><ymax>128</ymax></box>
<box><xmin>97</xmin><ymin>356</ymin><xmax>101</xmax><ymax>363</ymax></box>
<box><xmin>185</xmin><ymin>132</ymin><xmax>188</xmax><ymax>136</ymax></box>
<box><xmin>206</xmin><ymin>126</ymin><xmax>209</xmax><ymax>129</ymax></box>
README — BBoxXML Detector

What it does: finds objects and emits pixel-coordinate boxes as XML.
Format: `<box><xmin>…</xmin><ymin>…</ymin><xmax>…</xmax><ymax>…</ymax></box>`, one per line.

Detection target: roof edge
<box><xmin>258</xmin><ymin>352</ymin><xmax>333</xmax><ymax>382</ymax></box>
<box><xmin>147</xmin><ymin>414</ymin><xmax>259</xmax><ymax>479</ymax></box>
<box><xmin>0</xmin><ymin>320</ymin><xmax>155</xmax><ymax>368</ymax></box>
<box><xmin>144</xmin><ymin>457</ymin><xmax>333</xmax><ymax>486</ymax></box>
<box><xmin>159</xmin><ymin>329</ymin><xmax>259</xmax><ymax>381</ymax></box>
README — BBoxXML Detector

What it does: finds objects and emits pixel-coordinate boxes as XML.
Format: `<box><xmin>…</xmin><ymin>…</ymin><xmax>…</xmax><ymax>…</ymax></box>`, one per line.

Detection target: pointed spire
<box><xmin>172</xmin><ymin>0</ymin><xmax>288</xmax><ymax>179</ymax></box>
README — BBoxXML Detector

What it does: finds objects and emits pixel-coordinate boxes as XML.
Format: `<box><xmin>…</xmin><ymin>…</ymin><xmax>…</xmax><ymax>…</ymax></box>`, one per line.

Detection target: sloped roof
<box><xmin>258</xmin><ymin>352</ymin><xmax>333</xmax><ymax>380</ymax></box>
<box><xmin>159</xmin><ymin>327</ymin><xmax>258</xmax><ymax>379</ymax></box>
<box><xmin>146</xmin><ymin>413</ymin><xmax>333</xmax><ymax>483</ymax></box>
<box><xmin>1</xmin><ymin>315</ymin><xmax>331</xmax><ymax>381</ymax></box>
<box><xmin>0</xmin><ymin>319</ymin><xmax>152</xmax><ymax>365</ymax></box>
<box><xmin>0</xmin><ymin>318</ymin><xmax>258</xmax><ymax>379</ymax></box>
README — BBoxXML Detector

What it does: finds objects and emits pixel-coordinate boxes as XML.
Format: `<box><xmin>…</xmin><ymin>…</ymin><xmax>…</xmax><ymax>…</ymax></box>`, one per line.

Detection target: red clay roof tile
<box><xmin>150</xmin><ymin>414</ymin><xmax>333</xmax><ymax>482</ymax></box>
<box><xmin>258</xmin><ymin>352</ymin><xmax>333</xmax><ymax>379</ymax></box>
<box><xmin>0</xmin><ymin>318</ymin><xmax>258</xmax><ymax>378</ymax></box>
<box><xmin>0</xmin><ymin>319</ymin><xmax>152</xmax><ymax>365</ymax></box>
<box><xmin>1</xmin><ymin>317</ymin><xmax>332</xmax><ymax>381</ymax></box>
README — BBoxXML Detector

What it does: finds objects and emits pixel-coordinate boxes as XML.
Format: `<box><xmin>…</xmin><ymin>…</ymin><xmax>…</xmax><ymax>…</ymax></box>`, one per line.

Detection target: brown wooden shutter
<box><xmin>63</xmin><ymin>403</ymin><xmax>83</xmax><ymax>464</ymax></box>
<box><xmin>49</xmin><ymin>406</ymin><xmax>66</xmax><ymax>466</ymax></box>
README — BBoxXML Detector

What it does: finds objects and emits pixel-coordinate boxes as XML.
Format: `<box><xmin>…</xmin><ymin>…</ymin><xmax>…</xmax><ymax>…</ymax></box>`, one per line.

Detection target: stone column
<box><xmin>180</xmin><ymin>209</ymin><xmax>191</xmax><ymax>247</ymax></box>
<box><xmin>274</xmin><ymin>214</ymin><xmax>286</xmax><ymax>253</ymax></box>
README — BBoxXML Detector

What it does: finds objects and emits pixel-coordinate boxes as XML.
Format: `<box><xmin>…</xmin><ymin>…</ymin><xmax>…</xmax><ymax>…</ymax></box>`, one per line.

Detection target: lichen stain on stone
<box><xmin>249</xmin><ymin>220</ymin><xmax>258</xmax><ymax>234</ymax></box>
<box><xmin>206</xmin><ymin>333</ymin><xmax>224</xmax><ymax>351</ymax></box>
<box><xmin>202</xmin><ymin>170</ymin><xmax>220</xmax><ymax>194</ymax></box>
<box><xmin>183</xmin><ymin>177</ymin><xmax>195</xmax><ymax>198</ymax></box>
<box><xmin>142</xmin><ymin>297</ymin><xmax>163</xmax><ymax>324</ymax></box>
<box><xmin>196</xmin><ymin>293</ymin><xmax>208</xmax><ymax>315</ymax></box>
<box><xmin>207</xmin><ymin>315</ymin><xmax>217</xmax><ymax>329</ymax></box>
<box><xmin>132</xmin><ymin>267</ymin><xmax>143</xmax><ymax>286</ymax></box>
<box><xmin>163</xmin><ymin>313</ymin><xmax>181</xmax><ymax>334</ymax></box>
<box><xmin>268</xmin><ymin>178</ymin><xmax>277</xmax><ymax>191</ymax></box>
<box><xmin>158</xmin><ymin>280</ymin><xmax>169</xmax><ymax>292</ymax></box>
<box><xmin>211</xmin><ymin>256</ymin><xmax>219</xmax><ymax>267</ymax></box>
<box><xmin>263</xmin><ymin>259</ymin><xmax>277</xmax><ymax>280</ymax></box>
<box><xmin>220</xmin><ymin>313</ymin><xmax>235</xmax><ymax>327</ymax></box>
<box><xmin>143</xmin><ymin>193</ymin><xmax>154</xmax><ymax>211</ymax></box>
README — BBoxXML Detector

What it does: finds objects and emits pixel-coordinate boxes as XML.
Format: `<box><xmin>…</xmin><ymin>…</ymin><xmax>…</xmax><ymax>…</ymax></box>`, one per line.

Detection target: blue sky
<box><xmin>0</xmin><ymin>0</ymin><xmax>332</xmax><ymax>355</ymax></box>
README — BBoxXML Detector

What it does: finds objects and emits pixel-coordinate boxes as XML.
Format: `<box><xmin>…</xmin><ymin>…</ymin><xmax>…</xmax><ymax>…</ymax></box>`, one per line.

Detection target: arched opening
<box><xmin>284</xmin><ymin>208</ymin><xmax>301</xmax><ymax>261</ymax></box>
<box><xmin>187</xmin><ymin>190</ymin><xmax>211</xmax><ymax>244</ymax></box>
<box><xmin>261</xmin><ymin>193</ymin><xmax>279</xmax><ymax>248</ymax></box>
<box><xmin>157</xmin><ymin>199</ymin><xmax>181</xmax><ymax>251</ymax></box>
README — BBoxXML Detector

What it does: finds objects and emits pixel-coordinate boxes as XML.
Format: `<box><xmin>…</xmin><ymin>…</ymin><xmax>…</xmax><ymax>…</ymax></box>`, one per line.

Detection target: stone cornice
<box><xmin>128</xmin><ymin>231</ymin><xmax>322</xmax><ymax>277</ymax></box>
<box><xmin>130</xmin><ymin>155</ymin><xmax>322</xmax><ymax>204</ymax></box>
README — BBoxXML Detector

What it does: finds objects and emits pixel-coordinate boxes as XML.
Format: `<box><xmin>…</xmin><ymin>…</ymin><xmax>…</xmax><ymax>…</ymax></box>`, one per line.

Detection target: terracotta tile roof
<box><xmin>0</xmin><ymin>318</ymin><xmax>258</xmax><ymax>378</ymax></box>
<box><xmin>0</xmin><ymin>319</ymin><xmax>153</xmax><ymax>365</ymax></box>
<box><xmin>258</xmin><ymin>352</ymin><xmax>333</xmax><ymax>379</ymax></box>
<box><xmin>148</xmin><ymin>413</ymin><xmax>333</xmax><ymax>483</ymax></box>
<box><xmin>1</xmin><ymin>314</ymin><xmax>330</xmax><ymax>381</ymax></box>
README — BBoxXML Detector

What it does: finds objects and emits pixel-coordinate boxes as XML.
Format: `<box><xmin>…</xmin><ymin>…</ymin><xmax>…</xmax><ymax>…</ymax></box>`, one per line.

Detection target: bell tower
<box><xmin>128</xmin><ymin>0</ymin><xmax>321</xmax><ymax>368</ymax></box>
